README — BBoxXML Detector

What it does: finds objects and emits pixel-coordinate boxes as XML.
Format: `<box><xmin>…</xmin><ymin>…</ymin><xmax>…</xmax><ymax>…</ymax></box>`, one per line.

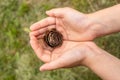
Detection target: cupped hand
<box><xmin>30</xmin><ymin>7</ymin><xmax>100</xmax><ymax>41</ymax></box>
<box><xmin>30</xmin><ymin>33</ymin><xmax>97</xmax><ymax>71</ymax></box>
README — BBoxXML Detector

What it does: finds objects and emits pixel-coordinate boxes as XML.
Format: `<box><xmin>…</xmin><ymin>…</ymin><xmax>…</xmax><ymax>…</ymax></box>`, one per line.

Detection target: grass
<box><xmin>0</xmin><ymin>0</ymin><xmax>120</xmax><ymax>80</ymax></box>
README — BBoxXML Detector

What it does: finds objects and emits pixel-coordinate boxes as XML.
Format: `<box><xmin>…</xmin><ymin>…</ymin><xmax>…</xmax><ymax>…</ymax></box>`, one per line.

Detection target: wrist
<box><xmin>87</xmin><ymin>13</ymin><xmax>109</xmax><ymax>39</ymax></box>
<box><xmin>82</xmin><ymin>43</ymin><xmax>120</xmax><ymax>80</ymax></box>
<box><xmin>81</xmin><ymin>43</ymin><xmax>103</xmax><ymax>67</ymax></box>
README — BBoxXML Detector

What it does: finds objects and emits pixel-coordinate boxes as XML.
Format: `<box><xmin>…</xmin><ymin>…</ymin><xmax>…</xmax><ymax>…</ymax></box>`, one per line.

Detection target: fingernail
<box><xmin>46</xmin><ymin>11</ymin><xmax>50</xmax><ymax>14</ymax></box>
<box><xmin>40</xmin><ymin>67</ymin><xmax>45</xmax><ymax>72</ymax></box>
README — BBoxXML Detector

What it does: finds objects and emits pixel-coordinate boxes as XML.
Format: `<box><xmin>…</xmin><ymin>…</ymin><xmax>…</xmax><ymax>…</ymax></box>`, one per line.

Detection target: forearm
<box><xmin>84</xmin><ymin>46</ymin><xmax>120</xmax><ymax>80</ymax></box>
<box><xmin>89</xmin><ymin>4</ymin><xmax>120</xmax><ymax>38</ymax></box>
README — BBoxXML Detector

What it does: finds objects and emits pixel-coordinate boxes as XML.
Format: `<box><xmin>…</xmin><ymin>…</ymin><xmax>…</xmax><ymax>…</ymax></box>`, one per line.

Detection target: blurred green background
<box><xmin>0</xmin><ymin>0</ymin><xmax>120</xmax><ymax>80</ymax></box>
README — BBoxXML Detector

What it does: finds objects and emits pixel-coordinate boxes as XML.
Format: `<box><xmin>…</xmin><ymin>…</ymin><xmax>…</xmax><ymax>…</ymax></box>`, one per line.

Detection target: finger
<box><xmin>39</xmin><ymin>47</ymin><xmax>84</xmax><ymax>71</ymax></box>
<box><xmin>46</xmin><ymin>8</ymin><xmax>67</xmax><ymax>18</ymax></box>
<box><xmin>47</xmin><ymin>25</ymin><xmax>56</xmax><ymax>30</ymax></box>
<box><xmin>46</xmin><ymin>7</ymin><xmax>84</xmax><ymax>18</ymax></box>
<box><xmin>34</xmin><ymin>25</ymin><xmax>56</xmax><ymax>39</ymax></box>
<box><xmin>30</xmin><ymin>27</ymin><xmax>48</xmax><ymax>36</ymax></box>
<box><xmin>40</xmin><ymin>58</ymin><xmax>65</xmax><ymax>71</ymax></box>
<box><xmin>30</xmin><ymin>17</ymin><xmax>56</xmax><ymax>31</ymax></box>
<box><xmin>30</xmin><ymin>35</ymin><xmax>43</xmax><ymax>59</ymax></box>
<box><xmin>37</xmin><ymin>34</ymin><xmax>45</xmax><ymax>39</ymax></box>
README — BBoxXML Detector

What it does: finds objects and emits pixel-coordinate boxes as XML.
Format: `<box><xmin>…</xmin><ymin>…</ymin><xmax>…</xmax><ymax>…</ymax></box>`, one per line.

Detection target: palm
<box><xmin>30</xmin><ymin>8</ymin><xmax>95</xmax><ymax>42</ymax></box>
<box><xmin>30</xmin><ymin>36</ymin><xmax>85</xmax><ymax>64</ymax></box>
<box><xmin>46</xmin><ymin>8</ymin><xmax>95</xmax><ymax>41</ymax></box>
<box><xmin>55</xmin><ymin>14</ymin><xmax>87</xmax><ymax>41</ymax></box>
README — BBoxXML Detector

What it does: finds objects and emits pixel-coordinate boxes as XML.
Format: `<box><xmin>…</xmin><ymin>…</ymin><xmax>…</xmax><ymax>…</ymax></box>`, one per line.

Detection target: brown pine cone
<box><xmin>44</xmin><ymin>28</ymin><xmax>63</xmax><ymax>48</ymax></box>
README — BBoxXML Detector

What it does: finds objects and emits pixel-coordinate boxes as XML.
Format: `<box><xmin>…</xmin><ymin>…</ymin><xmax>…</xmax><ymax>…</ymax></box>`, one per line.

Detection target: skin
<box><xmin>30</xmin><ymin>8</ymin><xmax>97</xmax><ymax>41</ymax></box>
<box><xmin>30</xmin><ymin>4</ymin><xmax>120</xmax><ymax>80</ymax></box>
<box><xmin>88</xmin><ymin>4</ymin><xmax>120</xmax><ymax>37</ymax></box>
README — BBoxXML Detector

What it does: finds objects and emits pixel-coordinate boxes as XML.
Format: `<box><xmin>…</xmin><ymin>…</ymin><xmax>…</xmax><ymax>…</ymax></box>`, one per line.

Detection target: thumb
<box><xmin>46</xmin><ymin>8</ymin><xmax>66</xmax><ymax>18</ymax></box>
<box><xmin>40</xmin><ymin>57</ymin><xmax>66</xmax><ymax>71</ymax></box>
